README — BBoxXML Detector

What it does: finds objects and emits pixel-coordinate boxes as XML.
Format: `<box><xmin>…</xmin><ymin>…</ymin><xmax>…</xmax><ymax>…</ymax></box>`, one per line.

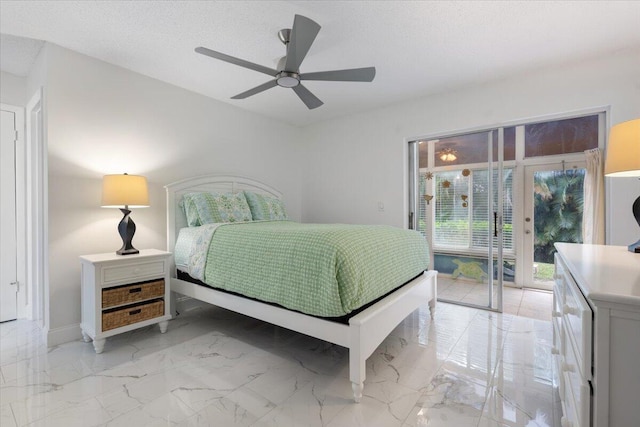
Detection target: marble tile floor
<box><xmin>437</xmin><ymin>276</ymin><xmax>553</xmax><ymax>322</ymax></box>
<box><xmin>1</xmin><ymin>301</ymin><xmax>560</xmax><ymax>427</ymax></box>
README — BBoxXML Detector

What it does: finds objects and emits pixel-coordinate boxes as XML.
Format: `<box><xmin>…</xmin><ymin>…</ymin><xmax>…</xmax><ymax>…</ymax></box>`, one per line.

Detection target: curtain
<box><xmin>583</xmin><ymin>148</ymin><xmax>605</xmax><ymax>244</ymax></box>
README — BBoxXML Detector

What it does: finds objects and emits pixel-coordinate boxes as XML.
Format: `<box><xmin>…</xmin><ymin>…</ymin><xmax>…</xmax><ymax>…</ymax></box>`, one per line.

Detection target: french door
<box><xmin>523</xmin><ymin>161</ymin><xmax>586</xmax><ymax>290</ymax></box>
<box><xmin>409</xmin><ymin>128</ymin><xmax>509</xmax><ymax>312</ymax></box>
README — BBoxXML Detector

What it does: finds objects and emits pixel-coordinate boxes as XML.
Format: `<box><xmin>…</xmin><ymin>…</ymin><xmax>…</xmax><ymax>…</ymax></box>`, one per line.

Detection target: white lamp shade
<box><xmin>605</xmin><ymin>119</ymin><xmax>640</xmax><ymax>177</ymax></box>
<box><xmin>101</xmin><ymin>174</ymin><xmax>149</xmax><ymax>208</ymax></box>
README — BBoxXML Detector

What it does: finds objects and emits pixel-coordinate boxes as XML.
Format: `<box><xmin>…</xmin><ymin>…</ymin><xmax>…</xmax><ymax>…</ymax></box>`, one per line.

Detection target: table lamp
<box><xmin>101</xmin><ymin>173</ymin><xmax>149</xmax><ymax>255</ymax></box>
<box><xmin>604</xmin><ymin>118</ymin><xmax>640</xmax><ymax>252</ymax></box>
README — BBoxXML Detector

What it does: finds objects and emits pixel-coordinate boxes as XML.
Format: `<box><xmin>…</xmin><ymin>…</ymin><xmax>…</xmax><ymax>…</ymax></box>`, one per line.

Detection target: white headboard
<box><xmin>165</xmin><ymin>175</ymin><xmax>282</xmax><ymax>269</ymax></box>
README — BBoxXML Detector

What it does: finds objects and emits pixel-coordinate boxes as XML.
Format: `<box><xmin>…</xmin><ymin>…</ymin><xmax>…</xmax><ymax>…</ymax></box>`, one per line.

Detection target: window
<box><xmin>433</xmin><ymin>171</ymin><xmax>470</xmax><ymax>247</ymax></box>
<box><xmin>525</xmin><ymin>115</ymin><xmax>598</xmax><ymax>158</ymax></box>
<box><xmin>429</xmin><ymin>168</ymin><xmax>513</xmax><ymax>252</ymax></box>
<box><xmin>427</xmin><ymin>128</ymin><xmax>516</xmax><ymax>168</ymax></box>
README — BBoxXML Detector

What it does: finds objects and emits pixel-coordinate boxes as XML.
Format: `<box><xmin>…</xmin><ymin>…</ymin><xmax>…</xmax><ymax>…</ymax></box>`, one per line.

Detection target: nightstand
<box><xmin>80</xmin><ymin>249</ymin><xmax>172</xmax><ymax>353</ymax></box>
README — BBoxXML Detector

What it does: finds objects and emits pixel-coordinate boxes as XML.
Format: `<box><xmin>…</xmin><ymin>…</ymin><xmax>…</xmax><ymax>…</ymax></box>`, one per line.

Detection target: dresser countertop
<box><xmin>555</xmin><ymin>243</ymin><xmax>640</xmax><ymax>307</ymax></box>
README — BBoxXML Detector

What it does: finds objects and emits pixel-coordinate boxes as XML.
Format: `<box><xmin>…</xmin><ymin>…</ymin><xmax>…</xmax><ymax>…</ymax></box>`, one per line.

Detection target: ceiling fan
<box><xmin>195</xmin><ymin>14</ymin><xmax>376</xmax><ymax>110</ymax></box>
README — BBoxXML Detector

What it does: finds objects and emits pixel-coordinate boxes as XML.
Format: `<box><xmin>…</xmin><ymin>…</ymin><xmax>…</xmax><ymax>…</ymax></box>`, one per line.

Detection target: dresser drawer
<box><xmin>552</xmin><ymin>317</ymin><xmax>564</xmax><ymax>397</ymax></box>
<box><xmin>102</xmin><ymin>260</ymin><xmax>166</xmax><ymax>284</ymax></box>
<box><xmin>553</xmin><ymin>285</ymin><xmax>563</xmax><ymax>349</ymax></box>
<box><xmin>102</xmin><ymin>300</ymin><xmax>164</xmax><ymax>331</ymax></box>
<box><xmin>562</xmin><ymin>327</ymin><xmax>591</xmax><ymax>427</ymax></box>
<box><xmin>562</xmin><ymin>272</ymin><xmax>592</xmax><ymax>379</ymax></box>
<box><xmin>102</xmin><ymin>280</ymin><xmax>164</xmax><ymax>309</ymax></box>
<box><xmin>554</xmin><ymin>253</ymin><xmax>566</xmax><ymax>294</ymax></box>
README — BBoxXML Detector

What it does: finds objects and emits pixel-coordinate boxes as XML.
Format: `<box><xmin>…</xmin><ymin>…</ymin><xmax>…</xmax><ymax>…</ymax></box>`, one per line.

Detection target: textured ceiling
<box><xmin>1</xmin><ymin>1</ymin><xmax>639</xmax><ymax>126</ymax></box>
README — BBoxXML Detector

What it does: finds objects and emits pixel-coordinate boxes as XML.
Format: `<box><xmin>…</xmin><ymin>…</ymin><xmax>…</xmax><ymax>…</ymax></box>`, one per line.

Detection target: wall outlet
<box><xmin>377</xmin><ymin>202</ymin><xmax>385</xmax><ymax>212</ymax></box>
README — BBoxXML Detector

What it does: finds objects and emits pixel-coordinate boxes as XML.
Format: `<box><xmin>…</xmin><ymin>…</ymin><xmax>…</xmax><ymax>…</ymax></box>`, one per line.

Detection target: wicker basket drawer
<box><xmin>102</xmin><ymin>280</ymin><xmax>164</xmax><ymax>308</ymax></box>
<box><xmin>102</xmin><ymin>300</ymin><xmax>164</xmax><ymax>331</ymax></box>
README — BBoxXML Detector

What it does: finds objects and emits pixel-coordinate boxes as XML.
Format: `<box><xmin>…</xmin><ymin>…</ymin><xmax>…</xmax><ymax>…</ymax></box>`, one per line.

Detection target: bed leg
<box><xmin>169</xmin><ymin>290</ymin><xmax>179</xmax><ymax>318</ymax></box>
<box><xmin>349</xmin><ymin>325</ymin><xmax>366</xmax><ymax>403</ymax></box>
<box><xmin>158</xmin><ymin>320</ymin><xmax>168</xmax><ymax>334</ymax></box>
<box><xmin>351</xmin><ymin>382</ymin><xmax>364</xmax><ymax>403</ymax></box>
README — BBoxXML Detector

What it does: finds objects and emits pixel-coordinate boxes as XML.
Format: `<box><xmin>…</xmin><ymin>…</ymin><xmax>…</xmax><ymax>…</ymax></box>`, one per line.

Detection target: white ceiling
<box><xmin>1</xmin><ymin>1</ymin><xmax>639</xmax><ymax>126</ymax></box>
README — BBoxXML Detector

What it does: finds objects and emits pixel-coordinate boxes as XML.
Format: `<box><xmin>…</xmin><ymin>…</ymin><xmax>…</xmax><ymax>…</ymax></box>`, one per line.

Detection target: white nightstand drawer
<box><xmin>103</xmin><ymin>260</ymin><xmax>166</xmax><ymax>284</ymax></box>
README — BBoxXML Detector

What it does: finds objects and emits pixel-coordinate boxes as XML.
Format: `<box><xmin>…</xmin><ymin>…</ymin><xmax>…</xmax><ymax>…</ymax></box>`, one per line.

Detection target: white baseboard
<box><xmin>46</xmin><ymin>323</ymin><xmax>82</xmax><ymax>347</ymax></box>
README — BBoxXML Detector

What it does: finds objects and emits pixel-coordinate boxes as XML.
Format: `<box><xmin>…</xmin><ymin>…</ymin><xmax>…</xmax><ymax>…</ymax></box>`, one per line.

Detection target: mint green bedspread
<box><xmin>202</xmin><ymin>221</ymin><xmax>430</xmax><ymax>317</ymax></box>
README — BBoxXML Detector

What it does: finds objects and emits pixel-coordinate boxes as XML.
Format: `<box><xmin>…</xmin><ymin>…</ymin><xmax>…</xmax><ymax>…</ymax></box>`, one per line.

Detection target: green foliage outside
<box><xmin>433</xmin><ymin>220</ymin><xmax>513</xmax><ymax>248</ymax></box>
<box><xmin>535</xmin><ymin>262</ymin><xmax>555</xmax><ymax>281</ymax></box>
<box><xmin>534</xmin><ymin>169</ymin><xmax>584</xmax><ymax>264</ymax></box>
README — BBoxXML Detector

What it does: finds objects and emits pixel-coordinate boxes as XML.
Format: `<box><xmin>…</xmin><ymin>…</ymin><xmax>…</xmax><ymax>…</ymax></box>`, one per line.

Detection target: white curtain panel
<box><xmin>583</xmin><ymin>148</ymin><xmax>605</xmax><ymax>244</ymax></box>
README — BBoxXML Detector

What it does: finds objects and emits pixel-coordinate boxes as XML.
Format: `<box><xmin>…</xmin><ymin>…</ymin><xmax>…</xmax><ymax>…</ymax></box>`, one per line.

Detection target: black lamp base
<box><xmin>116</xmin><ymin>208</ymin><xmax>139</xmax><ymax>255</ymax></box>
<box><xmin>631</xmin><ymin>196</ymin><xmax>640</xmax><ymax>254</ymax></box>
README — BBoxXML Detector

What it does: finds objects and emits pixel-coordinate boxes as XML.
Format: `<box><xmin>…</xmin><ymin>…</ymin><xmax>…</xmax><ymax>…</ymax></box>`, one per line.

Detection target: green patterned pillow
<box><xmin>180</xmin><ymin>195</ymin><xmax>201</xmax><ymax>227</ymax></box>
<box><xmin>184</xmin><ymin>192</ymin><xmax>253</xmax><ymax>224</ymax></box>
<box><xmin>243</xmin><ymin>191</ymin><xmax>289</xmax><ymax>221</ymax></box>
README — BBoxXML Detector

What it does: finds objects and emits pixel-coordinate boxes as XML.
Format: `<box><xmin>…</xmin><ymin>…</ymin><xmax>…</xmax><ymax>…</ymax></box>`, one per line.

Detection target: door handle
<box><xmin>494</xmin><ymin>212</ymin><xmax>498</xmax><ymax>237</ymax></box>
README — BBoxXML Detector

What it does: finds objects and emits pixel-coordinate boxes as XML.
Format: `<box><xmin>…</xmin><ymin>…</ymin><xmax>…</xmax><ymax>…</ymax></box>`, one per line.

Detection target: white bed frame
<box><xmin>165</xmin><ymin>175</ymin><xmax>437</xmax><ymax>402</ymax></box>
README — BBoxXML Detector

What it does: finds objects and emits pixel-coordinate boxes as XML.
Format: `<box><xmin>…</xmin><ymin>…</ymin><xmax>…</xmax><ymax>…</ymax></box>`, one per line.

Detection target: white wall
<box><xmin>42</xmin><ymin>43</ymin><xmax>303</xmax><ymax>344</ymax></box>
<box><xmin>31</xmin><ymin>42</ymin><xmax>640</xmax><ymax>345</ymax></box>
<box><xmin>0</xmin><ymin>71</ymin><xmax>26</xmax><ymax>106</ymax></box>
<box><xmin>302</xmin><ymin>47</ymin><xmax>640</xmax><ymax>246</ymax></box>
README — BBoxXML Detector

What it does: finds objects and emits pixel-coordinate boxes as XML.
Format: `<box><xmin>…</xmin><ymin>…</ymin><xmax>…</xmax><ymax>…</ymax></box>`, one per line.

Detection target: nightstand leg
<box><xmin>81</xmin><ymin>329</ymin><xmax>92</xmax><ymax>343</ymax></box>
<box><xmin>159</xmin><ymin>320</ymin><xmax>168</xmax><ymax>334</ymax></box>
<box><xmin>93</xmin><ymin>338</ymin><xmax>106</xmax><ymax>354</ymax></box>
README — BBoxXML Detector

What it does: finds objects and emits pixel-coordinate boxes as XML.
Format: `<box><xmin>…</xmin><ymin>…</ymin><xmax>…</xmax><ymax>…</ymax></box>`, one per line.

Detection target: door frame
<box><xmin>523</xmin><ymin>160</ymin><xmax>586</xmax><ymax>290</ymax></box>
<box><xmin>25</xmin><ymin>88</ymin><xmax>48</xmax><ymax>327</ymax></box>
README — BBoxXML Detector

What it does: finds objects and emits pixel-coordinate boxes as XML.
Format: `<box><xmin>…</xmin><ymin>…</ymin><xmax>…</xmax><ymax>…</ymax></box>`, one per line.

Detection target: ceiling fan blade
<box><xmin>231</xmin><ymin>80</ymin><xmax>278</xmax><ymax>99</ymax></box>
<box><xmin>284</xmin><ymin>15</ymin><xmax>321</xmax><ymax>72</ymax></box>
<box><xmin>292</xmin><ymin>84</ymin><xmax>323</xmax><ymax>109</ymax></box>
<box><xmin>301</xmin><ymin>67</ymin><xmax>376</xmax><ymax>82</ymax></box>
<box><xmin>195</xmin><ymin>47</ymin><xmax>277</xmax><ymax>77</ymax></box>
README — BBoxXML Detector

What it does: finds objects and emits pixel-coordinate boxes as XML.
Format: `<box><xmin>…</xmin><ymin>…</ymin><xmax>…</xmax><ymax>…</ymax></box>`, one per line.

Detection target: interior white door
<box><xmin>1</xmin><ymin>109</ymin><xmax>18</xmax><ymax>322</ymax></box>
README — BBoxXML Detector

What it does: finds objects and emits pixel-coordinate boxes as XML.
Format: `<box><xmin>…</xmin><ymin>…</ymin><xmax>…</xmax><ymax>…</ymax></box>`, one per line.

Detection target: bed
<box><xmin>165</xmin><ymin>175</ymin><xmax>437</xmax><ymax>402</ymax></box>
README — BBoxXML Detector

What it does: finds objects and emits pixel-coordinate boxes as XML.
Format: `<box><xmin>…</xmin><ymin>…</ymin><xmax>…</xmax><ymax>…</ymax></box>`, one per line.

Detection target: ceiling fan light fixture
<box><xmin>439</xmin><ymin>148</ymin><xmax>458</xmax><ymax>162</ymax></box>
<box><xmin>276</xmin><ymin>71</ymin><xmax>300</xmax><ymax>88</ymax></box>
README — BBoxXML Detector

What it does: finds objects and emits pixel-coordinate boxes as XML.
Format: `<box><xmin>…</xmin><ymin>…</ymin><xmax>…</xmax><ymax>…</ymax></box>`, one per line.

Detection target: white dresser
<box><xmin>553</xmin><ymin>243</ymin><xmax>640</xmax><ymax>427</ymax></box>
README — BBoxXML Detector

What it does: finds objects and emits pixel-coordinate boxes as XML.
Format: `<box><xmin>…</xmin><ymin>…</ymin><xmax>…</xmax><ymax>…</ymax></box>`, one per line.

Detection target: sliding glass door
<box><xmin>410</xmin><ymin>111</ymin><xmax>605</xmax><ymax>301</ymax></box>
<box><xmin>410</xmin><ymin>128</ymin><xmax>512</xmax><ymax>311</ymax></box>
